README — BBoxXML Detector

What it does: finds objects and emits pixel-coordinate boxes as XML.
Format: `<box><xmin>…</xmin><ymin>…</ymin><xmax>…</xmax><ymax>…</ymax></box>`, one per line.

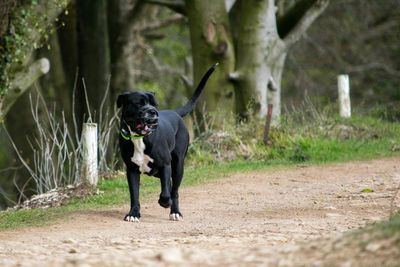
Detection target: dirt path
<box><xmin>1</xmin><ymin>158</ymin><xmax>400</xmax><ymax>266</ymax></box>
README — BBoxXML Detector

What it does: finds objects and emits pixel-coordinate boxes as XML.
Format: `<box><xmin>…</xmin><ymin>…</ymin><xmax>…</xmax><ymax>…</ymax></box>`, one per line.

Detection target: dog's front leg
<box><xmin>124</xmin><ymin>168</ymin><xmax>141</xmax><ymax>222</ymax></box>
<box><xmin>158</xmin><ymin>165</ymin><xmax>172</xmax><ymax>208</ymax></box>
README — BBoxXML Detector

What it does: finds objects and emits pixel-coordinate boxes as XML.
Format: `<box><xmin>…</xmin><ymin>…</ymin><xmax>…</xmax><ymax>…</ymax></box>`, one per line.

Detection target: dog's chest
<box><xmin>130</xmin><ymin>138</ymin><xmax>153</xmax><ymax>174</ymax></box>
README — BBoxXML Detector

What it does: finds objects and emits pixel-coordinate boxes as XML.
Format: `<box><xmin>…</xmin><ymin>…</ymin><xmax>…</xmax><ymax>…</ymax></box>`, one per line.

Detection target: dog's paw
<box><xmin>124</xmin><ymin>215</ymin><xmax>140</xmax><ymax>223</ymax></box>
<box><xmin>158</xmin><ymin>196</ymin><xmax>172</xmax><ymax>208</ymax></box>
<box><xmin>169</xmin><ymin>213</ymin><xmax>183</xmax><ymax>221</ymax></box>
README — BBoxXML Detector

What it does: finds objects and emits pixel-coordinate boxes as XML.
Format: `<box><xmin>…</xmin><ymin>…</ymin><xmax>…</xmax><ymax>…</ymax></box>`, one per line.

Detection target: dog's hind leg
<box><xmin>170</xmin><ymin>154</ymin><xmax>184</xmax><ymax>221</ymax></box>
<box><xmin>158</xmin><ymin>165</ymin><xmax>173</xmax><ymax>208</ymax></box>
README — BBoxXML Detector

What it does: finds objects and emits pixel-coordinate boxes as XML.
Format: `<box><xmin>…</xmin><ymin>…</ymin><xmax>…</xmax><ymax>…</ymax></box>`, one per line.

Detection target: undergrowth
<box><xmin>186</xmin><ymin>102</ymin><xmax>400</xmax><ymax>168</ymax></box>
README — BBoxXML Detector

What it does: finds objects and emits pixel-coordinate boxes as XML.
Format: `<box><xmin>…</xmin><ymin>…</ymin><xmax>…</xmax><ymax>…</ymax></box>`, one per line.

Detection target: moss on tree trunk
<box><xmin>185</xmin><ymin>0</ymin><xmax>235</xmax><ymax>121</ymax></box>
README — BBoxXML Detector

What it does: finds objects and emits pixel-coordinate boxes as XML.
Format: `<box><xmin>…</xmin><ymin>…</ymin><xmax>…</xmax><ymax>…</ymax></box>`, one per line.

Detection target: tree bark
<box><xmin>109</xmin><ymin>1</ymin><xmax>163</xmax><ymax>103</ymax></box>
<box><xmin>57</xmin><ymin>2</ymin><xmax>79</xmax><ymax>92</ymax></box>
<box><xmin>266</xmin><ymin>50</ymin><xmax>287</xmax><ymax>125</ymax></box>
<box><xmin>185</xmin><ymin>0</ymin><xmax>235</xmax><ymax>121</ymax></box>
<box><xmin>4</xmin><ymin>84</ymin><xmax>42</xmax><ymax>205</ymax></box>
<box><xmin>109</xmin><ymin>0</ymin><xmax>145</xmax><ymax>101</ymax></box>
<box><xmin>39</xmin><ymin>31</ymin><xmax>72</xmax><ymax>123</ymax></box>
<box><xmin>231</xmin><ymin>0</ymin><xmax>328</xmax><ymax>124</ymax></box>
<box><xmin>77</xmin><ymin>0</ymin><xmax>110</xmax><ymax>121</ymax></box>
<box><xmin>232</xmin><ymin>0</ymin><xmax>286</xmax><ymax>122</ymax></box>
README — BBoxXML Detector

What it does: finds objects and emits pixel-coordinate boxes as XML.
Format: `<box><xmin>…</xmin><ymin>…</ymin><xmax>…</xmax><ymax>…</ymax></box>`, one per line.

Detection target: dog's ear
<box><xmin>117</xmin><ymin>93</ymin><xmax>130</xmax><ymax>108</ymax></box>
<box><xmin>146</xmin><ymin>91</ymin><xmax>158</xmax><ymax>108</ymax></box>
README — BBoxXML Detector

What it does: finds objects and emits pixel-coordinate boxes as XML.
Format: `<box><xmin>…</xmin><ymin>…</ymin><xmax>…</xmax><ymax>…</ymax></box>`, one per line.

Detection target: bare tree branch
<box><xmin>0</xmin><ymin>58</ymin><xmax>50</xmax><ymax>121</ymax></box>
<box><xmin>144</xmin><ymin>0</ymin><xmax>186</xmax><ymax>14</ymax></box>
<box><xmin>115</xmin><ymin>0</ymin><xmax>146</xmax><ymax>45</ymax></box>
<box><xmin>225</xmin><ymin>0</ymin><xmax>237</xmax><ymax>12</ymax></box>
<box><xmin>345</xmin><ymin>62</ymin><xmax>400</xmax><ymax>77</ymax></box>
<box><xmin>133</xmin><ymin>13</ymin><xmax>185</xmax><ymax>32</ymax></box>
<box><xmin>277</xmin><ymin>0</ymin><xmax>317</xmax><ymax>38</ymax></box>
<box><xmin>180</xmin><ymin>74</ymin><xmax>193</xmax><ymax>92</ymax></box>
<box><xmin>227</xmin><ymin>71</ymin><xmax>241</xmax><ymax>82</ymax></box>
<box><xmin>359</xmin><ymin>19</ymin><xmax>399</xmax><ymax>42</ymax></box>
<box><xmin>283</xmin><ymin>0</ymin><xmax>329</xmax><ymax>48</ymax></box>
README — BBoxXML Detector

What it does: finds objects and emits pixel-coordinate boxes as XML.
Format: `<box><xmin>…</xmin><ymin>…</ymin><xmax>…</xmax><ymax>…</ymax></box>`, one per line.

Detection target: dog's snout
<box><xmin>138</xmin><ymin>105</ymin><xmax>155</xmax><ymax>114</ymax></box>
<box><xmin>142</xmin><ymin>106</ymin><xmax>158</xmax><ymax>119</ymax></box>
<box><xmin>148</xmin><ymin>109</ymin><xmax>157</xmax><ymax>116</ymax></box>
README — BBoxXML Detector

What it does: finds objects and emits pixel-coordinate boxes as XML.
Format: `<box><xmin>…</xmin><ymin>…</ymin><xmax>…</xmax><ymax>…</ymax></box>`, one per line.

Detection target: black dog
<box><xmin>117</xmin><ymin>64</ymin><xmax>217</xmax><ymax>222</ymax></box>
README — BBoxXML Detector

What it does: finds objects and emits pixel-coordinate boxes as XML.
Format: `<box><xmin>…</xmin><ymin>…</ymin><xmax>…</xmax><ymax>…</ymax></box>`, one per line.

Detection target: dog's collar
<box><xmin>120</xmin><ymin>130</ymin><xmax>144</xmax><ymax>140</ymax></box>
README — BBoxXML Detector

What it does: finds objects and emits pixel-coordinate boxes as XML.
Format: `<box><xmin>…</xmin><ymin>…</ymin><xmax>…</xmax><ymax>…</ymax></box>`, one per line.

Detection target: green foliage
<box><xmin>152</xmin><ymin>23</ymin><xmax>189</xmax><ymax>65</ymax></box>
<box><xmin>136</xmin><ymin>11</ymin><xmax>190</xmax><ymax>109</ymax></box>
<box><xmin>137</xmin><ymin>80</ymin><xmax>166</xmax><ymax>108</ymax></box>
<box><xmin>0</xmin><ymin>0</ymin><xmax>68</xmax><ymax>96</ymax></box>
<box><xmin>366</xmin><ymin>104</ymin><xmax>400</xmax><ymax>123</ymax></box>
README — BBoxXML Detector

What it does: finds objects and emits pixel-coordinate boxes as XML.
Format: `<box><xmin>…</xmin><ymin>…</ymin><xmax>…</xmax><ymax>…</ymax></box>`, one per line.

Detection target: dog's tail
<box><xmin>174</xmin><ymin>63</ymin><xmax>218</xmax><ymax>118</ymax></box>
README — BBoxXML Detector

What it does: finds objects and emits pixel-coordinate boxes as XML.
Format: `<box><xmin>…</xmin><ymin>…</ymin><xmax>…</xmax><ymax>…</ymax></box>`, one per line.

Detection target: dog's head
<box><xmin>117</xmin><ymin>91</ymin><xmax>159</xmax><ymax>137</ymax></box>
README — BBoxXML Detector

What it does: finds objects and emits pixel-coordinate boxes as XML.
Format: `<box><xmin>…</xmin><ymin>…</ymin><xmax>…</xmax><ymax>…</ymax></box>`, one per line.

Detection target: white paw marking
<box><xmin>127</xmin><ymin>126</ymin><xmax>153</xmax><ymax>174</ymax></box>
<box><xmin>125</xmin><ymin>216</ymin><xmax>140</xmax><ymax>223</ymax></box>
<box><xmin>169</xmin><ymin>213</ymin><xmax>183</xmax><ymax>221</ymax></box>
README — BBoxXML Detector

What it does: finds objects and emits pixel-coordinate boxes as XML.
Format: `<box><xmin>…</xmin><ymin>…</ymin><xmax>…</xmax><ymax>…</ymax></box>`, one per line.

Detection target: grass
<box><xmin>1</xmin><ymin>106</ymin><xmax>400</xmax><ymax>231</ymax></box>
<box><xmin>187</xmin><ymin>110</ymin><xmax>400</xmax><ymax>167</ymax></box>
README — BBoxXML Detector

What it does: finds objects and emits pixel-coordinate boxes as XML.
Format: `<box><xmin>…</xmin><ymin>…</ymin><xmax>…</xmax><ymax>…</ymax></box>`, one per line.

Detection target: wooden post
<box><xmin>263</xmin><ymin>104</ymin><xmax>273</xmax><ymax>146</ymax></box>
<box><xmin>338</xmin><ymin>74</ymin><xmax>351</xmax><ymax>118</ymax></box>
<box><xmin>81</xmin><ymin>123</ymin><xmax>98</xmax><ymax>186</ymax></box>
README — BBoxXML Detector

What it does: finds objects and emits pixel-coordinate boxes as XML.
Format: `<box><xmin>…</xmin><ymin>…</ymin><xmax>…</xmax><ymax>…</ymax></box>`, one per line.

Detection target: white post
<box><xmin>81</xmin><ymin>123</ymin><xmax>98</xmax><ymax>186</ymax></box>
<box><xmin>338</xmin><ymin>74</ymin><xmax>351</xmax><ymax>118</ymax></box>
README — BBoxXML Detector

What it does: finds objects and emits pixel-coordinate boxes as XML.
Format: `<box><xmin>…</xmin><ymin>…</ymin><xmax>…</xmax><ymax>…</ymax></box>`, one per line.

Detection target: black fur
<box><xmin>117</xmin><ymin>64</ymin><xmax>217</xmax><ymax>221</ymax></box>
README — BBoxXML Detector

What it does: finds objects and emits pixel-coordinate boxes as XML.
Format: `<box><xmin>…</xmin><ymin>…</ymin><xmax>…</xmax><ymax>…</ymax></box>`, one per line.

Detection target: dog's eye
<box><xmin>140</xmin><ymin>99</ymin><xmax>146</xmax><ymax>106</ymax></box>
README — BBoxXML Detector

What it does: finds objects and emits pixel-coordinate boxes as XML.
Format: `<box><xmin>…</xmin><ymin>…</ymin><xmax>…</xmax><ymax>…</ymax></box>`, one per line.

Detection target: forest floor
<box><xmin>1</xmin><ymin>157</ymin><xmax>400</xmax><ymax>266</ymax></box>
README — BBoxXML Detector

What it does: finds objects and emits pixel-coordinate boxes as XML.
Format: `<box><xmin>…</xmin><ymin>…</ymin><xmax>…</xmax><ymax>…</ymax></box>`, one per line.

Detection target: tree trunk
<box><xmin>185</xmin><ymin>0</ymin><xmax>235</xmax><ymax>121</ymax></box>
<box><xmin>232</xmin><ymin>0</ymin><xmax>286</xmax><ymax>122</ymax></box>
<box><xmin>57</xmin><ymin>2</ymin><xmax>79</xmax><ymax>92</ymax></box>
<box><xmin>77</xmin><ymin>0</ymin><xmax>110</xmax><ymax>121</ymax></box>
<box><xmin>266</xmin><ymin>49</ymin><xmax>287</xmax><ymax>125</ymax></box>
<box><xmin>5</xmin><ymin>84</ymin><xmax>41</xmax><ymax>204</ymax></box>
<box><xmin>39</xmin><ymin>31</ymin><xmax>72</xmax><ymax>123</ymax></box>
<box><xmin>108</xmin><ymin>0</ymin><xmax>142</xmax><ymax>101</ymax></box>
